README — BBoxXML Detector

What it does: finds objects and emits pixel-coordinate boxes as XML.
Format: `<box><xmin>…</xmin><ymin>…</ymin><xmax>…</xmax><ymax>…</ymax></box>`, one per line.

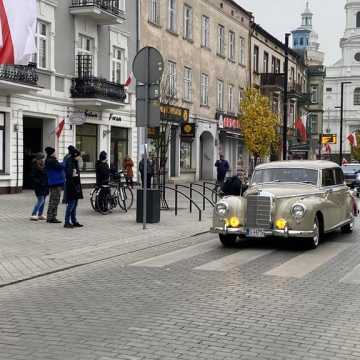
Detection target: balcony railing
<box><xmin>260</xmin><ymin>73</ymin><xmax>285</xmax><ymax>89</ymax></box>
<box><xmin>71</xmin><ymin>0</ymin><xmax>125</xmax><ymax>18</ymax></box>
<box><xmin>0</xmin><ymin>63</ymin><xmax>38</xmax><ymax>86</ymax></box>
<box><xmin>71</xmin><ymin>77</ymin><xmax>126</xmax><ymax>102</ymax></box>
<box><xmin>289</xmin><ymin>82</ymin><xmax>303</xmax><ymax>95</ymax></box>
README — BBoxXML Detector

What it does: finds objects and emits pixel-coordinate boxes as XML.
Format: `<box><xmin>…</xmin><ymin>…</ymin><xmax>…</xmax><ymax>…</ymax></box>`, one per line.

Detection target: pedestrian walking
<box><xmin>45</xmin><ymin>147</ymin><xmax>64</xmax><ymax>224</ymax></box>
<box><xmin>96</xmin><ymin>151</ymin><xmax>111</xmax><ymax>212</ymax></box>
<box><xmin>62</xmin><ymin>145</ymin><xmax>76</xmax><ymax>204</ymax></box>
<box><xmin>215</xmin><ymin>154</ymin><xmax>230</xmax><ymax>187</ymax></box>
<box><xmin>30</xmin><ymin>153</ymin><xmax>49</xmax><ymax>221</ymax></box>
<box><xmin>123</xmin><ymin>155</ymin><xmax>134</xmax><ymax>188</ymax></box>
<box><xmin>64</xmin><ymin>147</ymin><xmax>84</xmax><ymax>228</ymax></box>
<box><xmin>139</xmin><ymin>154</ymin><xmax>153</xmax><ymax>189</ymax></box>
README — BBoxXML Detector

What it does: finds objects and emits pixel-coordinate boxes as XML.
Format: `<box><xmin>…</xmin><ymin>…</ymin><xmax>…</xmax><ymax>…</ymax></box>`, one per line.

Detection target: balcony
<box><xmin>0</xmin><ymin>63</ymin><xmax>39</xmax><ymax>94</ymax></box>
<box><xmin>260</xmin><ymin>73</ymin><xmax>285</xmax><ymax>91</ymax></box>
<box><xmin>70</xmin><ymin>0</ymin><xmax>125</xmax><ymax>24</ymax></box>
<box><xmin>288</xmin><ymin>82</ymin><xmax>304</xmax><ymax>99</ymax></box>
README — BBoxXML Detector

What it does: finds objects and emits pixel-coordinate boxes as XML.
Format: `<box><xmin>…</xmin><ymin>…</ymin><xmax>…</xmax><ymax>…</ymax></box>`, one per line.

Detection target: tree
<box><xmin>240</xmin><ymin>88</ymin><xmax>279</xmax><ymax>165</ymax></box>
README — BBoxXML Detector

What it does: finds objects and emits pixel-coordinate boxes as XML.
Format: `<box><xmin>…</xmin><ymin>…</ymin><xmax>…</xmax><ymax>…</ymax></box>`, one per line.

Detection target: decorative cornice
<box><xmin>41</xmin><ymin>0</ymin><xmax>58</xmax><ymax>7</ymax></box>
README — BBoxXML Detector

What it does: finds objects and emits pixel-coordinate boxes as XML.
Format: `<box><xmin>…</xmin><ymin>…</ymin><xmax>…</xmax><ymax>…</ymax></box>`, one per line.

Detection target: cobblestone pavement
<box><xmin>0</xmin><ymin>197</ymin><xmax>360</xmax><ymax>359</ymax></box>
<box><xmin>0</xmin><ymin>189</ymin><xmax>212</xmax><ymax>286</ymax></box>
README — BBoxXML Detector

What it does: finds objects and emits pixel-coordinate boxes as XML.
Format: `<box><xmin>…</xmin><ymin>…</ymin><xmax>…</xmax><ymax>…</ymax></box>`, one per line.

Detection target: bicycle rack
<box><xmin>176</xmin><ymin>184</ymin><xmax>214</xmax><ymax>213</ymax></box>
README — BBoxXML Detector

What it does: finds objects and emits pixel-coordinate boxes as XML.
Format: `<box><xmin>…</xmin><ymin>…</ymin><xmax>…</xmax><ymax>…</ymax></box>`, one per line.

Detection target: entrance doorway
<box><xmin>110</xmin><ymin>127</ymin><xmax>128</xmax><ymax>171</ymax></box>
<box><xmin>200</xmin><ymin>131</ymin><xmax>214</xmax><ymax>180</ymax></box>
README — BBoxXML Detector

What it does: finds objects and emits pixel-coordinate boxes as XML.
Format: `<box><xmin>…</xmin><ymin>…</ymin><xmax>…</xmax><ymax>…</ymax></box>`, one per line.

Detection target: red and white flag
<box><xmin>347</xmin><ymin>132</ymin><xmax>358</xmax><ymax>148</ymax></box>
<box><xmin>55</xmin><ymin>119</ymin><xmax>65</xmax><ymax>139</ymax></box>
<box><xmin>124</xmin><ymin>72</ymin><xmax>133</xmax><ymax>87</ymax></box>
<box><xmin>295</xmin><ymin>116</ymin><xmax>307</xmax><ymax>142</ymax></box>
<box><xmin>0</xmin><ymin>0</ymin><xmax>37</xmax><ymax>65</ymax></box>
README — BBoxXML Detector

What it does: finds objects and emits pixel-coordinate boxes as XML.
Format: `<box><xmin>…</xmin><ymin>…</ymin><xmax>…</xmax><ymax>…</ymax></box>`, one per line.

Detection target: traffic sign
<box><xmin>133</xmin><ymin>47</ymin><xmax>164</xmax><ymax>84</ymax></box>
<box><xmin>320</xmin><ymin>134</ymin><xmax>337</xmax><ymax>145</ymax></box>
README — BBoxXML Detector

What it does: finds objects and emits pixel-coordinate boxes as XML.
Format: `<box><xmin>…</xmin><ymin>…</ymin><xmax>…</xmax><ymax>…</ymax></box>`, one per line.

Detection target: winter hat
<box><xmin>70</xmin><ymin>147</ymin><xmax>81</xmax><ymax>158</ymax></box>
<box><xmin>45</xmin><ymin>147</ymin><xmax>55</xmax><ymax>157</ymax></box>
<box><xmin>99</xmin><ymin>151</ymin><xmax>107</xmax><ymax>161</ymax></box>
<box><xmin>68</xmin><ymin>145</ymin><xmax>76</xmax><ymax>153</ymax></box>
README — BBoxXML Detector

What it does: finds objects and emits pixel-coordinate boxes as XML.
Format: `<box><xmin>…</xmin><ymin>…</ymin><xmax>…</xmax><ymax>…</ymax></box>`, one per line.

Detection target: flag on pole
<box><xmin>295</xmin><ymin>116</ymin><xmax>307</xmax><ymax>142</ymax></box>
<box><xmin>0</xmin><ymin>0</ymin><xmax>37</xmax><ymax>65</ymax></box>
<box><xmin>124</xmin><ymin>72</ymin><xmax>133</xmax><ymax>87</ymax></box>
<box><xmin>55</xmin><ymin>119</ymin><xmax>65</xmax><ymax>139</ymax></box>
<box><xmin>347</xmin><ymin>132</ymin><xmax>358</xmax><ymax>148</ymax></box>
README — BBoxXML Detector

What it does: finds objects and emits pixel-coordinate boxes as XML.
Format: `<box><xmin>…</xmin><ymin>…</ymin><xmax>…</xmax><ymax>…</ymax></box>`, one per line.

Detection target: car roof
<box><xmin>255</xmin><ymin>160</ymin><xmax>340</xmax><ymax>170</ymax></box>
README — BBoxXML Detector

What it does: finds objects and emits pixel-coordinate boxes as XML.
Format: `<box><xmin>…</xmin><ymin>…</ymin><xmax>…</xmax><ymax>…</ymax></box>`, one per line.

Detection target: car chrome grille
<box><xmin>246</xmin><ymin>195</ymin><xmax>272</xmax><ymax>229</ymax></box>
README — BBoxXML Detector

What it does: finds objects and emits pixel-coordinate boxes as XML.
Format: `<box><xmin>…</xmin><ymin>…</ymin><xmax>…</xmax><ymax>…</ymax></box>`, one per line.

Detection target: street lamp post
<box><xmin>335</xmin><ymin>81</ymin><xmax>352</xmax><ymax>166</ymax></box>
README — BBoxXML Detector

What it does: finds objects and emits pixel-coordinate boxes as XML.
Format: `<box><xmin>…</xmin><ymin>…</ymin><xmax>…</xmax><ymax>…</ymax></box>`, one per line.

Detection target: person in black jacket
<box><xmin>30</xmin><ymin>153</ymin><xmax>49</xmax><ymax>221</ymax></box>
<box><xmin>139</xmin><ymin>154</ymin><xmax>153</xmax><ymax>188</ymax></box>
<box><xmin>95</xmin><ymin>151</ymin><xmax>111</xmax><ymax>212</ymax></box>
<box><xmin>64</xmin><ymin>148</ymin><xmax>84</xmax><ymax>229</ymax></box>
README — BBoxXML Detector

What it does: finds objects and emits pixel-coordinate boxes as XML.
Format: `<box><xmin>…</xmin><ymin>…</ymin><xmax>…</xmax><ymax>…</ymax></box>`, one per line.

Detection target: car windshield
<box><xmin>342</xmin><ymin>165</ymin><xmax>360</xmax><ymax>174</ymax></box>
<box><xmin>252</xmin><ymin>168</ymin><xmax>318</xmax><ymax>186</ymax></box>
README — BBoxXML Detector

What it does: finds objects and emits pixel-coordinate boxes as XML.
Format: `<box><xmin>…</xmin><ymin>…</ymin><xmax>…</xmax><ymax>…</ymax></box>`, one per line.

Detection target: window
<box><xmin>326</xmin><ymin>87</ymin><xmax>333</xmax><ymax>92</ymax></box>
<box><xmin>149</xmin><ymin>0</ymin><xmax>160</xmax><ymax>25</ymax></box>
<box><xmin>183</xmin><ymin>5</ymin><xmax>193</xmax><ymax>40</ymax></box>
<box><xmin>112</xmin><ymin>47</ymin><xmax>125</xmax><ymax>84</ymax></box>
<box><xmin>239</xmin><ymin>36</ymin><xmax>245</xmax><ymax>65</ymax></box>
<box><xmin>167</xmin><ymin>0</ymin><xmax>177</xmax><ymax>32</ymax></box>
<box><xmin>290</xmin><ymin>67</ymin><xmax>295</xmax><ymax>85</ymax></box>
<box><xmin>228</xmin><ymin>31</ymin><xmax>235</xmax><ymax>61</ymax></box>
<box><xmin>0</xmin><ymin>113</ymin><xmax>4</xmax><ymax>173</ymax></box>
<box><xmin>294</xmin><ymin>38</ymin><xmax>298</xmax><ymax>47</ymax></box>
<box><xmin>110</xmin><ymin>127</ymin><xmax>128</xmax><ymax>172</ymax></box>
<box><xmin>79</xmin><ymin>34</ymin><xmax>94</xmax><ymax>55</ymax></box>
<box><xmin>300</xmin><ymin>38</ymin><xmax>304</xmax><ymax>46</ymax></box>
<box><xmin>335</xmin><ymin>168</ymin><xmax>345</xmax><ymax>185</ymax></box>
<box><xmin>311</xmin><ymin>85</ymin><xmax>319</xmax><ymax>104</ymax></box>
<box><xmin>217</xmin><ymin>25</ymin><xmax>225</xmax><ymax>56</ymax></box>
<box><xmin>201</xmin><ymin>15</ymin><xmax>210</xmax><ymax>48</ymax></box>
<box><xmin>183</xmin><ymin>67</ymin><xmax>192</xmax><ymax>102</ymax></box>
<box><xmin>322</xmin><ymin>168</ymin><xmax>335</xmax><ymax>187</ymax></box>
<box><xmin>200</xmin><ymin>73</ymin><xmax>209</xmax><ymax>106</ymax></box>
<box><xmin>357</xmin><ymin>12</ymin><xmax>360</xmax><ymax>28</ymax></box>
<box><xmin>180</xmin><ymin>141</ymin><xmax>192</xmax><ymax>169</ymax></box>
<box><xmin>354</xmin><ymin>88</ymin><xmax>360</xmax><ymax>105</ymax></box>
<box><xmin>238</xmin><ymin>87</ymin><xmax>244</xmax><ymax>112</ymax></box>
<box><xmin>33</xmin><ymin>21</ymin><xmax>49</xmax><ymax>69</ymax></box>
<box><xmin>77</xmin><ymin>34</ymin><xmax>95</xmax><ymax>76</ymax></box>
<box><xmin>167</xmin><ymin>61</ymin><xmax>177</xmax><ymax>97</ymax></box>
<box><xmin>217</xmin><ymin>80</ymin><xmax>224</xmax><ymax>110</ymax></box>
<box><xmin>118</xmin><ymin>0</ymin><xmax>126</xmax><ymax>12</ymax></box>
<box><xmin>275</xmin><ymin>58</ymin><xmax>281</xmax><ymax>73</ymax></box>
<box><xmin>263</xmin><ymin>52</ymin><xmax>269</xmax><ymax>73</ymax></box>
<box><xmin>228</xmin><ymin>84</ymin><xmax>234</xmax><ymax>112</ymax></box>
<box><xmin>76</xmin><ymin>124</ymin><xmax>98</xmax><ymax>172</ymax></box>
<box><xmin>271</xmin><ymin>56</ymin><xmax>276</xmax><ymax>73</ymax></box>
<box><xmin>253</xmin><ymin>45</ymin><xmax>259</xmax><ymax>73</ymax></box>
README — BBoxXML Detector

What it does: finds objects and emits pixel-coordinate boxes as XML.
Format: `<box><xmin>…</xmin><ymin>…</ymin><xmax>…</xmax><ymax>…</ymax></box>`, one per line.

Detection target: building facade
<box><xmin>139</xmin><ymin>0</ymin><xmax>251</xmax><ymax>181</ymax></box>
<box><xmin>324</xmin><ymin>0</ymin><xmax>360</xmax><ymax>161</ymax></box>
<box><xmin>0</xmin><ymin>0</ymin><xmax>137</xmax><ymax>194</ymax></box>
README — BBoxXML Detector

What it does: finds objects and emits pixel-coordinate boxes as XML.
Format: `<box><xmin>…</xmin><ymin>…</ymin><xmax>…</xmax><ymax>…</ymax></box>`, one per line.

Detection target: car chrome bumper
<box><xmin>211</xmin><ymin>227</ymin><xmax>315</xmax><ymax>238</ymax></box>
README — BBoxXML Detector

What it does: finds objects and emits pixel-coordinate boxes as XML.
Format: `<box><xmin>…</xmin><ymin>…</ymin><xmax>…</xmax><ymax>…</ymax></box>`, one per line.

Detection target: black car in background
<box><xmin>342</xmin><ymin>163</ymin><xmax>360</xmax><ymax>196</ymax></box>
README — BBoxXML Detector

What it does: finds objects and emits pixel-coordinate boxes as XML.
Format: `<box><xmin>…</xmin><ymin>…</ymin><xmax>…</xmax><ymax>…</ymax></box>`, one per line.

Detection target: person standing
<box><xmin>64</xmin><ymin>148</ymin><xmax>84</xmax><ymax>228</ymax></box>
<box><xmin>215</xmin><ymin>154</ymin><xmax>230</xmax><ymax>187</ymax></box>
<box><xmin>95</xmin><ymin>151</ymin><xmax>111</xmax><ymax>212</ymax></box>
<box><xmin>62</xmin><ymin>145</ymin><xmax>76</xmax><ymax>204</ymax></box>
<box><xmin>45</xmin><ymin>147</ymin><xmax>64</xmax><ymax>224</ymax></box>
<box><xmin>139</xmin><ymin>155</ymin><xmax>153</xmax><ymax>189</ymax></box>
<box><xmin>123</xmin><ymin>155</ymin><xmax>134</xmax><ymax>188</ymax></box>
<box><xmin>30</xmin><ymin>153</ymin><xmax>49</xmax><ymax>221</ymax></box>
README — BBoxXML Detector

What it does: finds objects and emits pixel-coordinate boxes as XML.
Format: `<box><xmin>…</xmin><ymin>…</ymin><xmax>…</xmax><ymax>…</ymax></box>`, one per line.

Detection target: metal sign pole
<box><xmin>143</xmin><ymin>47</ymin><xmax>149</xmax><ymax>230</ymax></box>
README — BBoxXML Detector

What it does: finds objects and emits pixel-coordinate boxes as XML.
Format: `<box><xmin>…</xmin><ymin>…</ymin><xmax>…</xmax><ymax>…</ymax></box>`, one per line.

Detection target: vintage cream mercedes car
<box><xmin>211</xmin><ymin>161</ymin><xmax>357</xmax><ymax>249</ymax></box>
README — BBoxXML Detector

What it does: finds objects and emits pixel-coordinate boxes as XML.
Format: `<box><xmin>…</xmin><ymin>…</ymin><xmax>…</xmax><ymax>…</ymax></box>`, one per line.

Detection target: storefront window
<box><xmin>180</xmin><ymin>141</ymin><xmax>192</xmax><ymax>169</ymax></box>
<box><xmin>111</xmin><ymin>127</ymin><xmax>129</xmax><ymax>171</ymax></box>
<box><xmin>0</xmin><ymin>113</ymin><xmax>4</xmax><ymax>173</ymax></box>
<box><xmin>76</xmin><ymin>123</ymin><xmax>98</xmax><ymax>172</ymax></box>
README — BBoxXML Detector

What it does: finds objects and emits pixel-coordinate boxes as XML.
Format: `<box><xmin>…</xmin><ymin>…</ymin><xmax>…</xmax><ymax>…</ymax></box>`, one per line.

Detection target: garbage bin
<box><xmin>136</xmin><ymin>189</ymin><xmax>160</xmax><ymax>224</ymax></box>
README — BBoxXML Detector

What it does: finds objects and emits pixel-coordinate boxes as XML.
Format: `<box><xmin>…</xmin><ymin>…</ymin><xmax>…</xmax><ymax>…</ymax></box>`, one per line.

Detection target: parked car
<box><xmin>211</xmin><ymin>161</ymin><xmax>357</xmax><ymax>249</ymax></box>
<box><xmin>342</xmin><ymin>163</ymin><xmax>360</xmax><ymax>197</ymax></box>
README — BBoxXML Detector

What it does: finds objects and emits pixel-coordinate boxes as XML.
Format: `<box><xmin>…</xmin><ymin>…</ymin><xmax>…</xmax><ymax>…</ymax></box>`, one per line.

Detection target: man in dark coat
<box><xmin>95</xmin><ymin>151</ymin><xmax>111</xmax><ymax>212</ymax></box>
<box><xmin>215</xmin><ymin>155</ymin><xmax>230</xmax><ymax>186</ymax></box>
<box><xmin>45</xmin><ymin>147</ymin><xmax>64</xmax><ymax>224</ymax></box>
<box><xmin>64</xmin><ymin>148</ymin><xmax>84</xmax><ymax>228</ymax></box>
<box><xmin>139</xmin><ymin>155</ymin><xmax>153</xmax><ymax>189</ymax></box>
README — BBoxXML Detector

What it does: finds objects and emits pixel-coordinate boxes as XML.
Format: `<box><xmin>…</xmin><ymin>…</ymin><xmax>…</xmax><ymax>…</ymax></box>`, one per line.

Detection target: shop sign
<box><xmin>84</xmin><ymin>111</ymin><xmax>98</xmax><ymax>118</ymax></box>
<box><xmin>69</xmin><ymin>112</ymin><xmax>86</xmax><ymax>125</ymax></box>
<box><xmin>320</xmin><ymin>134</ymin><xmax>337</xmax><ymax>145</ymax></box>
<box><xmin>160</xmin><ymin>104</ymin><xmax>189</xmax><ymax>124</ymax></box>
<box><xmin>109</xmin><ymin>114</ymin><xmax>122</xmax><ymax>122</ymax></box>
<box><xmin>217</xmin><ymin>112</ymin><xmax>241</xmax><ymax>130</ymax></box>
<box><xmin>181</xmin><ymin>123</ymin><xmax>195</xmax><ymax>138</ymax></box>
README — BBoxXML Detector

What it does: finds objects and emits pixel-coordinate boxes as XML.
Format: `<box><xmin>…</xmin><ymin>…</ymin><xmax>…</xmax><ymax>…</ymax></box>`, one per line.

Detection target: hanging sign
<box><xmin>181</xmin><ymin>123</ymin><xmax>195</xmax><ymax>138</ymax></box>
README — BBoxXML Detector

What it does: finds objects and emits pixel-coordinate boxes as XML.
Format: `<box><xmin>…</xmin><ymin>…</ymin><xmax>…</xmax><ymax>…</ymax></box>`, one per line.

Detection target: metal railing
<box><xmin>71</xmin><ymin>0</ymin><xmax>125</xmax><ymax>17</ymax></box>
<box><xmin>260</xmin><ymin>73</ymin><xmax>285</xmax><ymax>88</ymax></box>
<box><xmin>0</xmin><ymin>63</ymin><xmax>38</xmax><ymax>86</ymax></box>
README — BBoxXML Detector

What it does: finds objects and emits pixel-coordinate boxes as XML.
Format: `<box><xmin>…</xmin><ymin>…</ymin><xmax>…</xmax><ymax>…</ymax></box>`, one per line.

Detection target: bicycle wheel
<box><xmin>96</xmin><ymin>190</ymin><xmax>113</xmax><ymax>215</ymax></box>
<box><xmin>90</xmin><ymin>188</ymin><xmax>98</xmax><ymax>211</ymax></box>
<box><xmin>117</xmin><ymin>186</ymin><xmax>134</xmax><ymax>211</ymax></box>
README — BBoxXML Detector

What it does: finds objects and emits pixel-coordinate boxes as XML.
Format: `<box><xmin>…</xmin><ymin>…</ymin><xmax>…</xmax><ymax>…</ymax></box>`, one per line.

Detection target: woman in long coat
<box><xmin>123</xmin><ymin>155</ymin><xmax>134</xmax><ymax>187</ymax></box>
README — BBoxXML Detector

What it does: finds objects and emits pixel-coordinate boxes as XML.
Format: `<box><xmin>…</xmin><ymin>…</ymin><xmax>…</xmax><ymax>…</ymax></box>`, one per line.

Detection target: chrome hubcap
<box><xmin>313</xmin><ymin>222</ymin><xmax>319</xmax><ymax>247</ymax></box>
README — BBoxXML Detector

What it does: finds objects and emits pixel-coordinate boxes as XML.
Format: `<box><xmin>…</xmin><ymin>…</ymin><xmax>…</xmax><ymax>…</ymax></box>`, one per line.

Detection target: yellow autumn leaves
<box><xmin>240</xmin><ymin>88</ymin><xmax>279</xmax><ymax>160</ymax></box>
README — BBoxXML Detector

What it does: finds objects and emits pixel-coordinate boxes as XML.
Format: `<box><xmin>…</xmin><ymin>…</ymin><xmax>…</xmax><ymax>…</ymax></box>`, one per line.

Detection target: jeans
<box><xmin>65</xmin><ymin>199</ymin><xmax>78</xmax><ymax>225</ymax></box>
<box><xmin>32</xmin><ymin>196</ymin><xmax>46</xmax><ymax>216</ymax></box>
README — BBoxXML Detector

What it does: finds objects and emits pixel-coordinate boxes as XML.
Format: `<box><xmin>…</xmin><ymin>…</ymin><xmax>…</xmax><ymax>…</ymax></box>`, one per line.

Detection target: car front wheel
<box><xmin>219</xmin><ymin>234</ymin><xmax>238</xmax><ymax>247</ymax></box>
<box><xmin>308</xmin><ymin>218</ymin><xmax>320</xmax><ymax>249</ymax></box>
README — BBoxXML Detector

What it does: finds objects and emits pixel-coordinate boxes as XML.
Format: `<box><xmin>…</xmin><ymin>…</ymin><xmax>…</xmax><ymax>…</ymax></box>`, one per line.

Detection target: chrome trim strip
<box><xmin>325</xmin><ymin>218</ymin><xmax>354</xmax><ymax>233</ymax></box>
<box><xmin>210</xmin><ymin>227</ymin><xmax>315</xmax><ymax>238</ymax></box>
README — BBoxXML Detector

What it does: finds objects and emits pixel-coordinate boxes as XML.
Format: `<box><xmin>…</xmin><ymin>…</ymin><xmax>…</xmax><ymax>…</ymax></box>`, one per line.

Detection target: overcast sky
<box><xmin>236</xmin><ymin>0</ymin><xmax>345</xmax><ymax>65</ymax></box>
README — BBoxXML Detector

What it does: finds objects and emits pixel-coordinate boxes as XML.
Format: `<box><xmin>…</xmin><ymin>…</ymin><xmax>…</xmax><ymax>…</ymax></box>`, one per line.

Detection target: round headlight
<box><xmin>215</xmin><ymin>202</ymin><xmax>229</xmax><ymax>217</ymax></box>
<box><xmin>291</xmin><ymin>203</ymin><xmax>306</xmax><ymax>219</ymax></box>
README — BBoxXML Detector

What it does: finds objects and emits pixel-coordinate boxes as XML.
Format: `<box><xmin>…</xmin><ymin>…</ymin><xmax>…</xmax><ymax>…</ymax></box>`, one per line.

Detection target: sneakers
<box><xmin>64</xmin><ymin>224</ymin><xmax>73</xmax><ymax>229</ymax></box>
<box><xmin>30</xmin><ymin>215</ymin><xmax>38</xmax><ymax>221</ymax></box>
<box><xmin>38</xmin><ymin>215</ymin><xmax>47</xmax><ymax>221</ymax></box>
<box><xmin>47</xmin><ymin>219</ymin><xmax>62</xmax><ymax>224</ymax></box>
<box><xmin>73</xmin><ymin>223</ymin><xmax>84</xmax><ymax>228</ymax></box>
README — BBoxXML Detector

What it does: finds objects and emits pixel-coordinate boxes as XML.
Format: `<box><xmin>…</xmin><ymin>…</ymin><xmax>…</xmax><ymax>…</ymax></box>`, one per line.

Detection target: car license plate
<box><xmin>247</xmin><ymin>229</ymin><xmax>265</xmax><ymax>238</ymax></box>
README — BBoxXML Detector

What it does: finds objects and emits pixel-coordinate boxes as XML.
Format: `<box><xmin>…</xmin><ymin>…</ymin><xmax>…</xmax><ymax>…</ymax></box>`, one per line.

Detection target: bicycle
<box><xmin>110</xmin><ymin>170</ymin><xmax>134</xmax><ymax>212</ymax></box>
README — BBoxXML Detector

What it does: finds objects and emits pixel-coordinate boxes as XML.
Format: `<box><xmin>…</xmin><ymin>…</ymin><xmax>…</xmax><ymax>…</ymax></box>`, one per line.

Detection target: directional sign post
<box><xmin>133</xmin><ymin>47</ymin><xmax>164</xmax><ymax>230</ymax></box>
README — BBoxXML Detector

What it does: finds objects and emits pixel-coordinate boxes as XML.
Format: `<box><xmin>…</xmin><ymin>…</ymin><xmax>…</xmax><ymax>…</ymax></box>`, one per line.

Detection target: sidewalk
<box><xmin>0</xmin><ymin>188</ymin><xmax>213</xmax><ymax>287</ymax></box>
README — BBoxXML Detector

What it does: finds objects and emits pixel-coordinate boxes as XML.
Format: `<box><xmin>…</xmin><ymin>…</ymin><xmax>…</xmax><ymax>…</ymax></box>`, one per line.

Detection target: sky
<box><xmin>236</xmin><ymin>0</ymin><xmax>346</xmax><ymax>65</ymax></box>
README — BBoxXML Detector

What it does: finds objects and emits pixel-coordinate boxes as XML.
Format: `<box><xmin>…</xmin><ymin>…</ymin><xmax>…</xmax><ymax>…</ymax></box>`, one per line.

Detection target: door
<box><xmin>200</xmin><ymin>131</ymin><xmax>214</xmax><ymax>180</ymax></box>
<box><xmin>334</xmin><ymin>167</ymin><xmax>349</xmax><ymax>222</ymax></box>
<box><xmin>23</xmin><ymin>118</ymin><xmax>43</xmax><ymax>189</ymax></box>
<box><xmin>321</xmin><ymin>168</ymin><xmax>340</xmax><ymax>230</ymax></box>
